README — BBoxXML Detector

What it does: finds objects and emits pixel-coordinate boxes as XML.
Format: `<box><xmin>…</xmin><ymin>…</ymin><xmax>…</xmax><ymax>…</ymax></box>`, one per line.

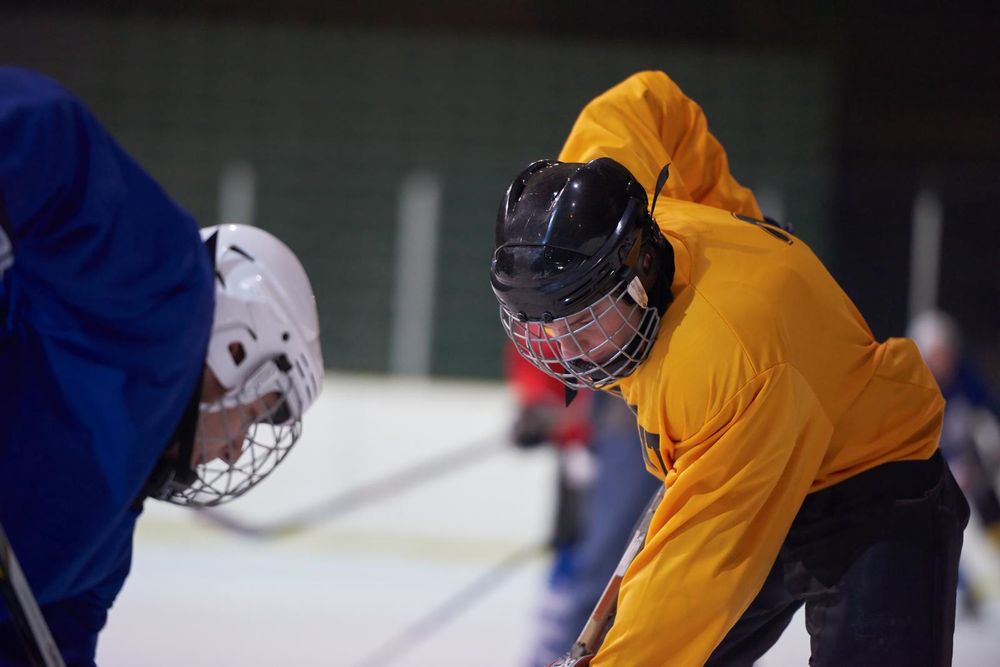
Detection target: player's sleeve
<box><xmin>0</xmin><ymin>66</ymin><xmax>212</xmax><ymax>343</ymax></box>
<box><xmin>590</xmin><ymin>363</ymin><xmax>832</xmax><ymax>666</ymax></box>
<box><xmin>559</xmin><ymin>70</ymin><xmax>762</xmax><ymax>218</ymax></box>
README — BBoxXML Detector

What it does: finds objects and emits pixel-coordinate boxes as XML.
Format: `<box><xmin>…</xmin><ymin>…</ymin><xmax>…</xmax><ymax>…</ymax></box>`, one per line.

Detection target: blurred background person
<box><xmin>910</xmin><ymin>309</ymin><xmax>1000</xmax><ymax>616</ymax></box>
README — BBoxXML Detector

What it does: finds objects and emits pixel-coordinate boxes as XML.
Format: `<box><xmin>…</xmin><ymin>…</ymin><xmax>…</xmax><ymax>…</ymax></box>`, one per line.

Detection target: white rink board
<box><xmin>98</xmin><ymin>374</ymin><xmax>1000</xmax><ymax>666</ymax></box>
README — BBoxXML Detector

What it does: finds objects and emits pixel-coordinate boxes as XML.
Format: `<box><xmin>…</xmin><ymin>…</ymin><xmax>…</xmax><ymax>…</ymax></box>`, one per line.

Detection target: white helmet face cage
<box><xmin>500</xmin><ymin>276</ymin><xmax>661</xmax><ymax>390</ymax></box>
<box><xmin>165</xmin><ymin>360</ymin><xmax>303</xmax><ymax>507</ymax></box>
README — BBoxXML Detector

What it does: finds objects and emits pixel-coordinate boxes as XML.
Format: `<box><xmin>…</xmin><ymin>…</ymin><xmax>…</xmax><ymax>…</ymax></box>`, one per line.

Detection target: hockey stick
<box><xmin>0</xmin><ymin>522</ymin><xmax>66</xmax><ymax>667</ymax></box>
<box><xmin>565</xmin><ymin>485</ymin><xmax>665</xmax><ymax>663</ymax></box>
<box><xmin>196</xmin><ymin>434</ymin><xmax>507</xmax><ymax>539</ymax></box>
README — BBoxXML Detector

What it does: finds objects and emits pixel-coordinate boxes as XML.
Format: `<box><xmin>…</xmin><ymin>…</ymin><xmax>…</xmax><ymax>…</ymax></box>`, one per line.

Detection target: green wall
<box><xmin>1</xmin><ymin>13</ymin><xmax>833</xmax><ymax>378</ymax></box>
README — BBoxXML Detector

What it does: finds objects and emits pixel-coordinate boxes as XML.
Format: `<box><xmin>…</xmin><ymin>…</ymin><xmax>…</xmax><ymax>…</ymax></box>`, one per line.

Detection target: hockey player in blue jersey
<box><xmin>0</xmin><ymin>67</ymin><xmax>324</xmax><ymax>665</ymax></box>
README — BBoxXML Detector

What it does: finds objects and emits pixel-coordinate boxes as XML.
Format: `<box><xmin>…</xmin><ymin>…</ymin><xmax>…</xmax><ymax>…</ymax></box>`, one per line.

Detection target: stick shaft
<box><xmin>0</xmin><ymin>523</ymin><xmax>66</xmax><ymax>667</ymax></box>
<box><xmin>569</xmin><ymin>486</ymin><xmax>664</xmax><ymax>658</ymax></box>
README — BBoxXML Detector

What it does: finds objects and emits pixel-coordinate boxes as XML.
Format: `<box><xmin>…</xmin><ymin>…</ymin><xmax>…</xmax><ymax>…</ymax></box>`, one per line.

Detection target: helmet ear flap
<box><xmin>638</xmin><ymin>222</ymin><xmax>674</xmax><ymax>315</ymax></box>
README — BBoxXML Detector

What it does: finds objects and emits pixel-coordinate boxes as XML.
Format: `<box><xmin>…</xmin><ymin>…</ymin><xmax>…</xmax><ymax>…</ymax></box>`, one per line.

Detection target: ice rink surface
<box><xmin>97</xmin><ymin>376</ymin><xmax>1000</xmax><ymax>666</ymax></box>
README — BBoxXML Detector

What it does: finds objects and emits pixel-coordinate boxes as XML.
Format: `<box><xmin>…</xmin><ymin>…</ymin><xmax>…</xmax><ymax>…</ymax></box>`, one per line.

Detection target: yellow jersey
<box><xmin>559</xmin><ymin>71</ymin><xmax>943</xmax><ymax>666</ymax></box>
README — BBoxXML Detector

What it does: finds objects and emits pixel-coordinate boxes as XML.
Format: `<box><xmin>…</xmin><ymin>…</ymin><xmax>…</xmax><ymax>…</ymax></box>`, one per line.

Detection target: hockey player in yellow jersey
<box><xmin>490</xmin><ymin>71</ymin><xmax>969</xmax><ymax>666</ymax></box>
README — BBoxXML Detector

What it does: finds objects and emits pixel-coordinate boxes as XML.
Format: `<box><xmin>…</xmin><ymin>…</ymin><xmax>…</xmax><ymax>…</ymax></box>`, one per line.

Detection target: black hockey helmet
<box><xmin>490</xmin><ymin>158</ymin><xmax>673</xmax><ymax>388</ymax></box>
<box><xmin>491</xmin><ymin>158</ymin><xmax>670</xmax><ymax>321</ymax></box>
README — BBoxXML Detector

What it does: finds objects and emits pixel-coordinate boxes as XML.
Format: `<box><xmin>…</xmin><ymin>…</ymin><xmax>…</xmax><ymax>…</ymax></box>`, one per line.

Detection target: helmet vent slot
<box><xmin>228</xmin><ymin>244</ymin><xmax>254</xmax><ymax>261</ymax></box>
<box><xmin>228</xmin><ymin>342</ymin><xmax>246</xmax><ymax>366</ymax></box>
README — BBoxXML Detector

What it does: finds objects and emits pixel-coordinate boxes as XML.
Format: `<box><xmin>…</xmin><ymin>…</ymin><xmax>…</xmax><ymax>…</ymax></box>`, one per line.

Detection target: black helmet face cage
<box><xmin>163</xmin><ymin>371</ymin><xmax>302</xmax><ymax>507</ymax></box>
<box><xmin>500</xmin><ymin>276</ymin><xmax>661</xmax><ymax>390</ymax></box>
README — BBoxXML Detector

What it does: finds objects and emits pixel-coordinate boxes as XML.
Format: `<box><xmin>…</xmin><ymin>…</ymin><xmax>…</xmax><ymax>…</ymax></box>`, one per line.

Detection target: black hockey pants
<box><xmin>705</xmin><ymin>450</ymin><xmax>969</xmax><ymax>667</ymax></box>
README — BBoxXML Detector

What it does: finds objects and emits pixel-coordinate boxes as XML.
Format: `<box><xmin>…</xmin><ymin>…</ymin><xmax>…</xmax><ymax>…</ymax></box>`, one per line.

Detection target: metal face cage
<box><xmin>500</xmin><ymin>277</ymin><xmax>661</xmax><ymax>390</ymax></box>
<box><xmin>163</xmin><ymin>366</ymin><xmax>303</xmax><ymax>507</ymax></box>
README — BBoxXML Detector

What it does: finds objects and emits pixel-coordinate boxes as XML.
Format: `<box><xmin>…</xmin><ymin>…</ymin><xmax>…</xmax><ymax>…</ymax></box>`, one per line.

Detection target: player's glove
<box><xmin>547</xmin><ymin>653</ymin><xmax>593</xmax><ymax>667</ymax></box>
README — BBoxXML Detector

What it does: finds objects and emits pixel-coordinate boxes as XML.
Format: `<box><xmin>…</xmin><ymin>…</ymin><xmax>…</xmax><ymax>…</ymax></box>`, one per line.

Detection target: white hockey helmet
<box><xmin>908</xmin><ymin>309</ymin><xmax>960</xmax><ymax>357</ymax></box>
<box><xmin>161</xmin><ymin>224</ymin><xmax>323</xmax><ymax>506</ymax></box>
<box><xmin>203</xmin><ymin>224</ymin><xmax>323</xmax><ymax>413</ymax></box>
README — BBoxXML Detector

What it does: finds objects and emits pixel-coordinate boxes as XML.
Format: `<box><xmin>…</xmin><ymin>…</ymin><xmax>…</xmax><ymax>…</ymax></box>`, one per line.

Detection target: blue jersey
<box><xmin>941</xmin><ymin>358</ymin><xmax>1000</xmax><ymax>416</ymax></box>
<box><xmin>0</xmin><ymin>68</ymin><xmax>214</xmax><ymax>664</ymax></box>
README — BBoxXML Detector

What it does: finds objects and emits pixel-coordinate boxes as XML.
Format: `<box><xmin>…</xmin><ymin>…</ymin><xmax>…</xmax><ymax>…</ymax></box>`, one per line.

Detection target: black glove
<box><xmin>511</xmin><ymin>404</ymin><xmax>558</xmax><ymax>449</ymax></box>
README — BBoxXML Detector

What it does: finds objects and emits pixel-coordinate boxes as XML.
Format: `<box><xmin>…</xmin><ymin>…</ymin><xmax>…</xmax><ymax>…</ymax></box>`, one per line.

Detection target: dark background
<box><xmin>3</xmin><ymin>1</ymin><xmax>999</xmax><ymax>384</ymax></box>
